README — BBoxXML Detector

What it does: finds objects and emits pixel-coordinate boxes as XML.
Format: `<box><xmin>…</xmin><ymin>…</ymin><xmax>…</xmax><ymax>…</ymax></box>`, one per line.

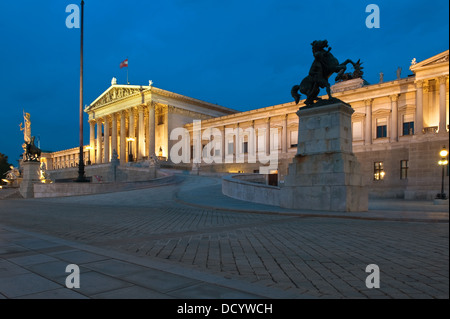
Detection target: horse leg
<box><xmin>326</xmin><ymin>83</ymin><xmax>332</xmax><ymax>99</ymax></box>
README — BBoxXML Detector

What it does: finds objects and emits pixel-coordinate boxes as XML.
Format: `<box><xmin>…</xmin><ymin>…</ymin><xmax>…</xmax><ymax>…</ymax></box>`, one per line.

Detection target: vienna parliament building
<box><xmin>42</xmin><ymin>50</ymin><xmax>449</xmax><ymax>200</ymax></box>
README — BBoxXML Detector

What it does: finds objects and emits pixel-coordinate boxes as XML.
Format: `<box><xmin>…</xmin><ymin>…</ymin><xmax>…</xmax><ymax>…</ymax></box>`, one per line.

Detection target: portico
<box><xmin>84</xmin><ymin>79</ymin><xmax>237</xmax><ymax>165</ymax></box>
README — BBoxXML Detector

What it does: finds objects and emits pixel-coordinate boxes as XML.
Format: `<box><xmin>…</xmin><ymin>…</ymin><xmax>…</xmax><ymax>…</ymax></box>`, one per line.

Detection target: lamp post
<box><xmin>437</xmin><ymin>146</ymin><xmax>448</xmax><ymax>200</ymax></box>
<box><xmin>76</xmin><ymin>0</ymin><xmax>87</xmax><ymax>182</ymax></box>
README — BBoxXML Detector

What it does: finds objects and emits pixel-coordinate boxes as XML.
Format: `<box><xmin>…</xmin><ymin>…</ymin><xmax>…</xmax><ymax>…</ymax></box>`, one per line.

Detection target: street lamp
<box><xmin>76</xmin><ymin>0</ymin><xmax>87</xmax><ymax>182</ymax></box>
<box><xmin>436</xmin><ymin>146</ymin><xmax>448</xmax><ymax>200</ymax></box>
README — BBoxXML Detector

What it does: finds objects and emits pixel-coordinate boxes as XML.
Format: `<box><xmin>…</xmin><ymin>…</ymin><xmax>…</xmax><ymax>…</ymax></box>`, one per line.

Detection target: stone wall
<box><xmin>222</xmin><ymin>174</ymin><xmax>281</xmax><ymax>206</ymax></box>
<box><xmin>33</xmin><ymin>174</ymin><xmax>174</xmax><ymax>198</ymax></box>
<box><xmin>48</xmin><ymin>163</ymin><xmax>156</xmax><ymax>183</ymax></box>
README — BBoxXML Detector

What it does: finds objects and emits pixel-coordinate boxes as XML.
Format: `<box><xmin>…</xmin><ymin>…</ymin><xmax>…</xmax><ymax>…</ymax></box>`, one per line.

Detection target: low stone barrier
<box><xmin>33</xmin><ymin>174</ymin><xmax>175</xmax><ymax>198</ymax></box>
<box><xmin>222</xmin><ymin>174</ymin><xmax>281</xmax><ymax>206</ymax></box>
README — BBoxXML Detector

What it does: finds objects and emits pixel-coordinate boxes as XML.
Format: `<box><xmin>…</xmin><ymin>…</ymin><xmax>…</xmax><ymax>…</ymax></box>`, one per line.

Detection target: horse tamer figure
<box><xmin>291</xmin><ymin>40</ymin><xmax>360</xmax><ymax>106</ymax></box>
<box><xmin>24</xmin><ymin>136</ymin><xmax>41</xmax><ymax>161</ymax></box>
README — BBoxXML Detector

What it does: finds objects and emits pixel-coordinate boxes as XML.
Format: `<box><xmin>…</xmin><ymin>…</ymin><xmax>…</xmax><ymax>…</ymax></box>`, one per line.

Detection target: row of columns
<box><xmin>364</xmin><ymin>75</ymin><xmax>448</xmax><ymax>145</ymax></box>
<box><xmin>200</xmin><ymin>115</ymin><xmax>290</xmax><ymax>161</ymax></box>
<box><xmin>89</xmin><ymin>103</ymin><xmax>156</xmax><ymax>164</ymax></box>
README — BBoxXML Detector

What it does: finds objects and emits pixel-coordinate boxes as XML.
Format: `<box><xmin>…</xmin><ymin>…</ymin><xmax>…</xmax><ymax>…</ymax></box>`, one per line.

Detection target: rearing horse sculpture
<box><xmin>291</xmin><ymin>40</ymin><xmax>359</xmax><ymax>106</ymax></box>
<box><xmin>24</xmin><ymin>136</ymin><xmax>41</xmax><ymax>161</ymax></box>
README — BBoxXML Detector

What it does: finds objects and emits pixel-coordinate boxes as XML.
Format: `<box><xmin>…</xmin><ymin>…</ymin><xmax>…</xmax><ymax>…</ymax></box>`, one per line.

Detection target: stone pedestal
<box><xmin>282</xmin><ymin>102</ymin><xmax>368</xmax><ymax>212</ymax></box>
<box><xmin>19</xmin><ymin>161</ymin><xmax>41</xmax><ymax>198</ymax></box>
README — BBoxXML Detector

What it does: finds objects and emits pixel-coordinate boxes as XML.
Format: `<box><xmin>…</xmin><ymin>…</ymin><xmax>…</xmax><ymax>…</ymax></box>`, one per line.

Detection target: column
<box><xmin>138</xmin><ymin>105</ymin><xmax>145</xmax><ymax>160</ymax></box>
<box><xmin>390</xmin><ymin>94</ymin><xmax>399</xmax><ymax>142</ymax></box>
<box><xmin>282</xmin><ymin>114</ymin><xmax>288</xmax><ymax>153</ymax></box>
<box><xmin>365</xmin><ymin>99</ymin><xmax>373</xmax><ymax>145</ymax></box>
<box><xmin>438</xmin><ymin>75</ymin><xmax>448</xmax><ymax>134</ymax></box>
<box><xmin>120</xmin><ymin>110</ymin><xmax>126</xmax><ymax>164</ymax></box>
<box><xmin>415</xmin><ymin>80</ymin><xmax>424</xmax><ymax>135</ymax></box>
<box><xmin>129</xmin><ymin>107</ymin><xmax>135</xmax><ymax>161</ymax></box>
<box><xmin>221</xmin><ymin>126</ymin><xmax>226</xmax><ymax>163</ymax></box>
<box><xmin>255</xmin><ymin>123</ymin><xmax>259</xmax><ymax>155</ymax></box>
<box><xmin>265</xmin><ymin>118</ymin><xmax>270</xmax><ymax>155</ymax></box>
<box><xmin>164</xmin><ymin>106</ymin><xmax>169</xmax><ymax>158</ymax></box>
<box><xmin>235</xmin><ymin>123</ymin><xmax>240</xmax><ymax>161</ymax></box>
<box><xmin>89</xmin><ymin>120</ymin><xmax>95</xmax><ymax>164</ymax></box>
<box><xmin>104</xmin><ymin>116</ymin><xmax>110</xmax><ymax>163</ymax></box>
<box><xmin>111</xmin><ymin>113</ymin><xmax>118</xmax><ymax>156</ymax></box>
<box><xmin>249</xmin><ymin>120</ymin><xmax>256</xmax><ymax>161</ymax></box>
<box><xmin>96</xmin><ymin>119</ymin><xmax>102</xmax><ymax>164</ymax></box>
<box><xmin>148</xmin><ymin>102</ymin><xmax>156</xmax><ymax>156</ymax></box>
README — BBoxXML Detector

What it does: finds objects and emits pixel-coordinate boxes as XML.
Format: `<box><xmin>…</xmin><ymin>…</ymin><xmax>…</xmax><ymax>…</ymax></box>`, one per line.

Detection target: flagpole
<box><xmin>76</xmin><ymin>0</ymin><xmax>87</xmax><ymax>182</ymax></box>
<box><xmin>127</xmin><ymin>57</ymin><xmax>129</xmax><ymax>84</ymax></box>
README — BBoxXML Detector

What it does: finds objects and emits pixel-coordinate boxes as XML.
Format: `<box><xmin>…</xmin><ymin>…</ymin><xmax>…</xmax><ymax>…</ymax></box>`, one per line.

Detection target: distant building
<box><xmin>44</xmin><ymin>50</ymin><xmax>449</xmax><ymax>199</ymax></box>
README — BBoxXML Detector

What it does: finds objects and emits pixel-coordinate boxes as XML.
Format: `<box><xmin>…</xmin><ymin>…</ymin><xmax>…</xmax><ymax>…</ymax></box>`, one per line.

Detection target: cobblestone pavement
<box><xmin>0</xmin><ymin>175</ymin><xmax>448</xmax><ymax>298</ymax></box>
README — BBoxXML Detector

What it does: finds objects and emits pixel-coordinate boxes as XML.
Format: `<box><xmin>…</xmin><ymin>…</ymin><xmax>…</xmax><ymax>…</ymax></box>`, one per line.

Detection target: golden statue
<box><xmin>19</xmin><ymin>111</ymin><xmax>32</xmax><ymax>159</ymax></box>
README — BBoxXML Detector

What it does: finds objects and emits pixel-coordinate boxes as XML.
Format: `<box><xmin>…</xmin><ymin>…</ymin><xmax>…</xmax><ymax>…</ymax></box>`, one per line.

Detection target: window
<box><xmin>374</xmin><ymin>162</ymin><xmax>385</xmax><ymax>180</ymax></box>
<box><xmin>376</xmin><ymin>118</ymin><xmax>387</xmax><ymax>138</ymax></box>
<box><xmin>402</xmin><ymin>122</ymin><xmax>414</xmax><ymax>136</ymax></box>
<box><xmin>400</xmin><ymin>160</ymin><xmax>408</xmax><ymax>180</ymax></box>
<box><xmin>228</xmin><ymin>142</ymin><xmax>234</xmax><ymax>155</ymax></box>
<box><xmin>243</xmin><ymin>141</ymin><xmax>248</xmax><ymax>154</ymax></box>
<box><xmin>290</xmin><ymin>131</ymin><xmax>298</xmax><ymax>147</ymax></box>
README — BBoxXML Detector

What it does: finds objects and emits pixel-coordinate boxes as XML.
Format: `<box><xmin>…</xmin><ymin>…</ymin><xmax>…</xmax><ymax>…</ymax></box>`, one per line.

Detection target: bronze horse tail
<box><xmin>291</xmin><ymin>85</ymin><xmax>301</xmax><ymax>104</ymax></box>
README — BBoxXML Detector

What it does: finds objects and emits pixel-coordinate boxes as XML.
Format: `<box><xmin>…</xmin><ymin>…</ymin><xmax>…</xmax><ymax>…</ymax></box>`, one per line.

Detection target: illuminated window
<box><xmin>374</xmin><ymin>162</ymin><xmax>385</xmax><ymax>180</ymax></box>
<box><xmin>400</xmin><ymin>160</ymin><xmax>408</xmax><ymax>180</ymax></box>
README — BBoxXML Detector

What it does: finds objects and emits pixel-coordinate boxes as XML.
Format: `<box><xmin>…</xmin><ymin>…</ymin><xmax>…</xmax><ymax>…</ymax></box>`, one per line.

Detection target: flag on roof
<box><xmin>120</xmin><ymin>59</ymin><xmax>128</xmax><ymax>68</ymax></box>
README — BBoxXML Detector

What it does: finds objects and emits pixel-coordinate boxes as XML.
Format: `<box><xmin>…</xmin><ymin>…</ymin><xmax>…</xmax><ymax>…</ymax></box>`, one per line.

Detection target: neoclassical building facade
<box><xmin>44</xmin><ymin>50</ymin><xmax>449</xmax><ymax>199</ymax></box>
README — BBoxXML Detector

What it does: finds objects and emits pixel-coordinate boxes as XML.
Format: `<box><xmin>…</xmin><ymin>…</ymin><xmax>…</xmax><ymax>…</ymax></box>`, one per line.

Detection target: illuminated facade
<box><xmin>45</xmin><ymin>51</ymin><xmax>449</xmax><ymax>199</ymax></box>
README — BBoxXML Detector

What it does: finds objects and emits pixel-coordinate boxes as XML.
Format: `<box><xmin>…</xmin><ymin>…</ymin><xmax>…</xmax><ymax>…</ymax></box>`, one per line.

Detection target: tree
<box><xmin>0</xmin><ymin>153</ymin><xmax>12</xmax><ymax>182</ymax></box>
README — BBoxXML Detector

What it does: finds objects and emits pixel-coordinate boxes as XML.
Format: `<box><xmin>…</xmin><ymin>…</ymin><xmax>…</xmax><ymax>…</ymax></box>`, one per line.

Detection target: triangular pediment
<box><xmin>410</xmin><ymin>50</ymin><xmax>449</xmax><ymax>71</ymax></box>
<box><xmin>86</xmin><ymin>84</ymin><xmax>149</xmax><ymax>111</ymax></box>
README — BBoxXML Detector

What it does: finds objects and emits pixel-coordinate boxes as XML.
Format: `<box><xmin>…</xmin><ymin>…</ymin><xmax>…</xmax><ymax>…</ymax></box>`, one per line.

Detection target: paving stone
<box><xmin>8</xmin><ymin>253</ymin><xmax>59</xmax><ymax>266</ymax></box>
<box><xmin>123</xmin><ymin>269</ymin><xmax>200</xmax><ymax>293</ymax></box>
<box><xmin>0</xmin><ymin>175</ymin><xmax>448</xmax><ymax>299</ymax></box>
<box><xmin>91</xmin><ymin>285</ymin><xmax>172</xmax><ymax>299</ymax></box>
<box><xmin>167</xmin><ymin>283</ymin><xmax>262</xmax><ymax>299</ymax></box>
<box><xmin>0</xmin><ymin>272</ymin><xmax>61</xmax><ymax>298</ymax></box>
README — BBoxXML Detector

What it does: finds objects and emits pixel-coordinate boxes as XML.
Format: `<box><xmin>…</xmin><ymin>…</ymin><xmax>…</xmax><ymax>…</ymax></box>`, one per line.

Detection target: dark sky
<box><xmin>1</xmin><ymin>0</ymin><xmax>448</xmax><ymax>163</ymax></box>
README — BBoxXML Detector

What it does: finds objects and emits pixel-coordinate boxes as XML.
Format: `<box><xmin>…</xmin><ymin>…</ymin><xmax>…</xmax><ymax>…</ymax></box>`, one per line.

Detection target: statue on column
<box><xmin>20</xmin><ymin>111</ymin><xmax>31</xmax><ymax>144</ymax></box>
<box><xmin>291</xmin><ymin>40</ymin><xmax>361</xmax><ymax>106</ymax></box>
<box><xmin>19</xmin><ymin>111</ymin><xmax>41</xmax><ymax>162</ymax></box>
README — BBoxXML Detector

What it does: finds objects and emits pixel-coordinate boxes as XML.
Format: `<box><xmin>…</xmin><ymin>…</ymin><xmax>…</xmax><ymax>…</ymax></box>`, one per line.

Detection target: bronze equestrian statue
<box><xmin>291</xmin><ymin>40</ymin><xmax>361</xmax><ymax>106</ymax></box>
<box><xmin>24</xmin><ymin>136</ymin><xmax>41</xmax><ymax>161</ymax></box>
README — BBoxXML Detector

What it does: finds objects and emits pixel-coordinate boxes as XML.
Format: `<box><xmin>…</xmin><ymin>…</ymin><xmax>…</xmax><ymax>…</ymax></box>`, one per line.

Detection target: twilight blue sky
<box><xmin>0</xmin><ymin>0</ymin><xmax>448</xmax><ymax>163</ymax></box>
